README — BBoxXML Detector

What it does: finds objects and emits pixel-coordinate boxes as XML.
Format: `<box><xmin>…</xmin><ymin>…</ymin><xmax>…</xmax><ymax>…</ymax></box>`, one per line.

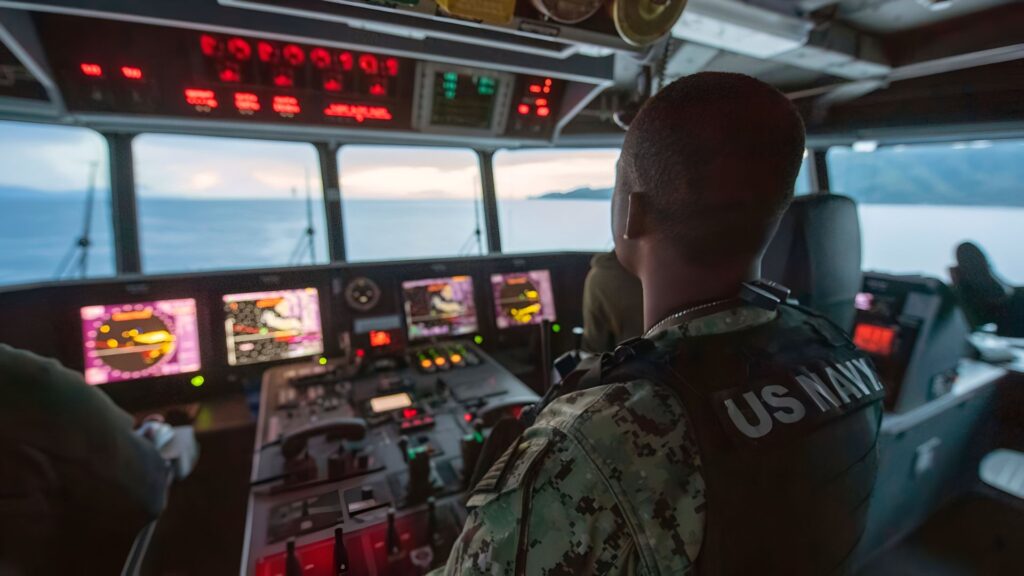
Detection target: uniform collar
<box><xmin>645</xmin><ymin>301</ymin><xmax>778</xmax><ymax>340</ymax></box>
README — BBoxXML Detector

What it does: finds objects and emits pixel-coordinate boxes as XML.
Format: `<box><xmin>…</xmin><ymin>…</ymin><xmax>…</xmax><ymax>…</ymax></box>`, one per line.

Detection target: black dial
<box><xmin>344</xmin><ymin>277</ymin><xmax>381</xmax><ymax>312</ymax></box>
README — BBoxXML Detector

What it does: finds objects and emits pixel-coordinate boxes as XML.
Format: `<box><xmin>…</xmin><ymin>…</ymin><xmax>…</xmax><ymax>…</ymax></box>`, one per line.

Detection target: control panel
<box><xmin>244</xmin><ymin>340</ymin><xmax>538</xmax><ymax>574</ymax></box>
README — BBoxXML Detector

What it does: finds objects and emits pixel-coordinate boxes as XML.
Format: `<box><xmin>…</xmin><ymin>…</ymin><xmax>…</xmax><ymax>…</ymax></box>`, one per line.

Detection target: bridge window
<box><xmin>134</xmin><ymin>134</ymin><xmax>328</xmax><ymax>273</ymax></box>
<box><xmin>828</xmin><ymin>139</ymin><xmax>1024</xmax><ymax>282</ymax></box>
<box><xmin>338</xmin><ymin>145</ymin><xmax>485</xmax><ymax>262</ymax></box>
<box><xmin>493</xmin><ymin>148</ymin><xmax>619</xmax><ymax>253</ymax></box>
<box><xmin>0</xmin><ymin>121</ymin><xmax>113</xmax><ymax>286</ymax></box>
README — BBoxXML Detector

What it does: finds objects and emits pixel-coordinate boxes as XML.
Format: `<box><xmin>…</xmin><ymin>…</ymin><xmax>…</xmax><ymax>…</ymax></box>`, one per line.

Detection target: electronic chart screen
<box><xmin>223</xmin><ymin>288</ymin><xmax>324</xmax><ymax>366</ymax></box>
<box><xmin>490</xmin><ymin>269</ymin><xmax>557</xmax><ymax>329</ymax></box>
<box><xmin>80</xmin><ymin>299</ymin><xmax>201</xmax><ymax>385</ymax></box>
<box><xmin>402</xmin><ymin>275</ymin><xmax>478</xmax><ymax>340</ymax></box>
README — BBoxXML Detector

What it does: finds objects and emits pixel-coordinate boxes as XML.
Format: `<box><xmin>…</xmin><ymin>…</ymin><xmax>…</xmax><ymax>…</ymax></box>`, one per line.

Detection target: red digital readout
<box><xmin>339</xmin><ymin>51</ymin><xmax>354</xmax><ymax>71</ymax></box>
<box><xmin>309</xmin><ymin>47</ymin><xmax>331</xmax><ymax>69</ymax></box>
<box><xmin>120</xmin><ymin>66</ymin><xmax>143</xmax><ymax>80</ymax></box>
<box><xmin>199</xmin><ymin>34</ymin><xmax>221</xmax><ymax>57</ymax></box>
<box><xmin>282</xmin><ymin>44</ymin><xmax>305</xmax><ymax>66</ymax></box>
<box><xmin>227</xmin><ymin>37</ymin><xmax>252</xmax><ymax>61</ymax></box>
<box><xmin>385</xmin><ymin>57</ymin><xmax>399</xmax><ymax>77</ymax></box>
<box><xmin>184</xmin><ymin>88</ymin><xmax>218</xmax><ymax>110</ymax></box>
<box><xmin>233</xmin><ymin>92</ymin><xmax>260</xmax><ymax>112</ymax></box>
<box><xmin>853</xmin><ymin>324</ymin><xmax>896</xmax><ymax>356</ymax></box>
<box><xmin>80</xmin><ymin>63</ymin><xmax>103</xmax><ymax>77</ymax></box>
<box><xmin>323</xmin><ymin>102</ymin><xmax>393</xmax><ymax>122</ymax></box>
<box><xmin>257</xmin><ymin>41</ymin><xmax>278</xmax><ymax>63</ymax></box>
<box><xmin>358</xmin><ymin>54</ymin><xmax>379</xmax><ymax>76</ymax></box>
<box><xmin>272</xmin><ymin>95</ymin><xmax>301</xmax><ymax>115</ymax></box>
<box><xmin>369</xmin><ymin>330</ymin><xmax>392</xmax><ymax>347</ymax></box>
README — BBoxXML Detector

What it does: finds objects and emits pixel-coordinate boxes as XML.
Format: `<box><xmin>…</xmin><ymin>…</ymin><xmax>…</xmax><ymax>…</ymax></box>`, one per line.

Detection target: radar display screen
<box><xmin>491</xmin><ymin>270</ymin><xmax>557</xmax><ymax>329</ymax></box>
<box><xmin>223</xmin><ymin>288</ymin><xmax>324</xmax><ymax>366</ymax></box>
<box><xmin>402</xmin><ymin>276</ymin><xmax>478</xmax><ymax>340</ymax></box>
<box><xmin>80</xmin><ymin>299</ymin><xmax>201</xmax><ymax>385</ymax></box>
<box><xmin>431</xmin><ymin>70</ymin><xmax>499</xmax><ymax>129</ymax></box>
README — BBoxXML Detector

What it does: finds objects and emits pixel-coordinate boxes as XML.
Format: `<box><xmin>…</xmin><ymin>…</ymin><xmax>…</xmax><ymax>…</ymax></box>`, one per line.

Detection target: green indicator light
<box><xmin>318</xmin><ymin>356</ymin><xmax>328</xmax><ymax>366</ymax></box>
<box><xmin>473</xmin><ymin>335</ymin><xmax>483</xmax><ymax>345</ymax></box>
<box><xmin>190</xmin><ymin>375</ymin><xmax>205</xmax><ymax>388</ymax></box>
<box><xmin>259</xmin><ymin>327</ymin><xmax>269</xmax><ymax>335</ymax></box>
<box><xmin>443</xmin><ymin>72</ymin><xmax>458</xmax><ymax>82</ymax></box>
<box><xmin>552</xmin><ymin>323</ymin><xmax>562</xmax><ymax>333</ymax></box>
<box><xmin>473</xmin><ymin>432</ymin><xmax>484</xmax><ymax>443</ymax></box>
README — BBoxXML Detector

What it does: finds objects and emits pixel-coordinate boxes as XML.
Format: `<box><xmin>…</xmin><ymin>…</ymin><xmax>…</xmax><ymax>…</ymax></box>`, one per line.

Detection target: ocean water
<box><xmin>1</xmin><ymin>198</ymin><xmax>1022</xmax><ymax>287</ymax></box>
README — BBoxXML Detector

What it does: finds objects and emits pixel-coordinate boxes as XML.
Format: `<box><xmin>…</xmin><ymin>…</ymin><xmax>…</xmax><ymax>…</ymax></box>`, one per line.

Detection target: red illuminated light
<box><xmin>184</xmin><ymin>88</ymin><xmax>218</xmax><ymax>110</ymax></box>
<box><xmin>368</xmin><ymin>82</ymin><xmax>386</xmax><ymax>96</ymax></box>
<box><xmin>120</xmin><ymin>66</ymin><xmax>143</xmax><ymax>80</ymax></box>
<box><xmin>517</xmin><ymin>104</ymin><xmax>530</xmax><ymax>115</ymax></box>
<box><xmin>369</xmin><ymin>330</ymin><xmax>392</xmax><ymax>347</ymax></box>
<box><xmin>233</xmin><ymin>92</ymin><xmax>260</xmax><ymax>113</ymax></box>
<box><xmin>218</xmin><ymin>62</ymin><xmax>241</xmax><ymax>83</ymax></box>
<box><xmin>310</xmin><ymin>48</ymin><xmax>331</xmax><ymax>69</ymax></box>
<box><xmin>283</xmin><ymin>44</ymin><xmax>305</xmax><ymax>66</ymax></box>
<box><xmin>323</xmin><ymin>76</ymin><xmax>343</xmax><ymax>92</ymax></box>
<box><xmin>385</xmin><ymin>57</ymin><xmax>399</xmax><ymax>77</ymax></box>
<box><xmin>528</xmin><ymin>84</ymin><xmax>541</xmax><ymax>93</ymax></box>
<box><xmin>257</xmin><ymin>41</ymin><xmax>278</xmax><ymax>63</ymax></box>
<box><xmin>535</xmin><ymin>98</ymin><xmax>547</xmax><ymax>106</ymax></box>
<box><xmin>80</xmin><ymin>63</ymin><xmax>103</xmax><ymax>78</ymax></box>
<box><xmin>272</xmin><ymin>95</ymin><xmax>301</xmax><ymax>115</ymax></box>
<box><xmin>339</xmin><ymin>51</ymin><xmax>354</xmax><ymax>71</ymax></box>
<box><xmin>463</xmin><ymin>412</ymin><xmax>473</xmax><ymax>423</ymax></box>
<box><xmin>536</xmin><ymin>107</ymin><xmax>551</xmax><ymax>117</ymax></box>
<box><xmin>272</xmin><ymin>70</ymin><xmax>294</xmax><ymax>87</ymax></box>
<box><xmin>227</xmin><ymin>37</ymin><xmax>252</xmax><ymax>61</ymax></box>
<box><xmin>323</xmin><ymin>102</ymin><xmax>393</xmax><ymax>122</ymax></box>
<box><xmin>853</xmin><ymin>324</ymin><xmax>896</xmax><ymax>356</ymax></box>
<box><xmin>199</xmin><ymin>34</ymin><xmax>221</xmax><ymax>57</ymax></box>
<box><xmin>358</xmin><ymin>54</ymin><xmax>379</xmax><ymax>76</ymax></box>
<box><xmin>402</xmin><ymin>408</ymin><xmax>419</xmax><ymax>420</ymax></box>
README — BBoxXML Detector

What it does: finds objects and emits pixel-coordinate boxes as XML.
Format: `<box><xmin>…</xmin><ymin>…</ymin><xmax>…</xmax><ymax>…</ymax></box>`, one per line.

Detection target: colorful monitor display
<box><xmin>490</xmin><ymin>269</ymin><xmax>557</xmax><ymax>329</ymax></box>
<box><xmin>81</xmin><ymin>299</ymin><xmax>201</xmax><ymax>385</ymax></box>
<box><xmin>223</xmin><ymin>288</ymin><xmax>323</xmax><ymax>366</ymax></box>
<box><xmin>402</xmin><ymin>275</ymin><xmax>478</xmax><ymax>340</ymax></box>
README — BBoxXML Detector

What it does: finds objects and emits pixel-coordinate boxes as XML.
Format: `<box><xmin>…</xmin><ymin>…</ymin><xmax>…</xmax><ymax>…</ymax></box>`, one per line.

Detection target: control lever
<box><xmin>540</xmin><ymin>319</ymin><xmax>553</xmax><ymax>393</ymax></box>
<box><xmin>280</xmin><ymin>417</ymin><xmax>368</xmax><ymax>461</ymax></box>
<box><xmin>285</xmin><ymin>539</ymin><xmax>303</xmax><ymax>576</ymax></box>
<box><xmin>333</xmin><ymin>527</ymin><xmax>349</xmax><ymax>575</ymax></box>
<box><xmin>406</xmin><ymin>448</ymin><xmax>433</xmax><ymax>505</ymax></box>
<box><xmin>572</xmin><ymin>326</ymin><xmax>584</xmax><ymax>361</ymax></box>
<box><xmin>386</xmin><ymin>507</ymin><xmax>401</xmax><ymax>557</ymax></box>
<box><xmin>459</xmin><ymin>426</ymin><xmax>485</xmax><ymax>489</ymax></box>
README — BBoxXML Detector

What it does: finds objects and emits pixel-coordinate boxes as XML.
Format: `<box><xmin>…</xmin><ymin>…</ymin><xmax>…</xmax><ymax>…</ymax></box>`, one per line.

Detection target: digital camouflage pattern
<box><xmin>432</xmin><ymin>305</ymin><xmax>776</xmax><ymax>576</ymax></box>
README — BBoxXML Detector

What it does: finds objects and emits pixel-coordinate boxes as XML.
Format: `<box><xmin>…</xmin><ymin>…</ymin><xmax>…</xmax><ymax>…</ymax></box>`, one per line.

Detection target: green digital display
<box><xmin>431</xmin><ymin>70</ymin><xmax>499</xmax><ymax>129</ymax></box>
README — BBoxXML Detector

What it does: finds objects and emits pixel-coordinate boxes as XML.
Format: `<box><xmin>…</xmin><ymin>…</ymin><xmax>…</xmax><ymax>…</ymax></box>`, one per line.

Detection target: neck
<box><xmin>641</xmin><ymin>258</ymin><xmax>760</xmax><ymax>330</ymax></box>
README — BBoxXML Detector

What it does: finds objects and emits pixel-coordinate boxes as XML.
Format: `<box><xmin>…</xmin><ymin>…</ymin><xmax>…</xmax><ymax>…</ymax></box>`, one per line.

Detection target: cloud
<box><xmin>341</xmin><ymin>165</ymin><xmax>480</xmax><ymax>199</ymax></box>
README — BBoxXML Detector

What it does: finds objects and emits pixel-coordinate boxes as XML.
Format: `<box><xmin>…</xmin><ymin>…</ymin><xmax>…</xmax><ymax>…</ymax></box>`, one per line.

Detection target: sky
<box><xmin>0</xmin><ymin>120</ymin><xmax>619</xmax><ymax>201</ymax></box>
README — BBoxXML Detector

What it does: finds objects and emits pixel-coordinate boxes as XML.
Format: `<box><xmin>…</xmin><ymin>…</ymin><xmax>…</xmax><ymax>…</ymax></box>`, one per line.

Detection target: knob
<box><xmin>360</xmin><ymin>486</ymin><xmax>374</xmax><ymax>501</ymax></box>
<box><xmin>334</xmin><ymin>527</ymin><xmax>349</xmax><ymax>575</ymax></box>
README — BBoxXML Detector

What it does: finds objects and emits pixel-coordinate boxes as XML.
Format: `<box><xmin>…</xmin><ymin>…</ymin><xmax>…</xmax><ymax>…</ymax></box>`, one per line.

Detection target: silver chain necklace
<box><xmin>644</xmin><ymin>298</ymin><xmax>735</xmax><ymax>339</ymax></box>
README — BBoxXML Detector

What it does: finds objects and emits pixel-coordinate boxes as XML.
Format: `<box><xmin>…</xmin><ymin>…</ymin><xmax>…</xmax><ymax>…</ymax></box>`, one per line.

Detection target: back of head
<box><xmin>619</xmin><ymin>72</ymin><xmax>806</xmax><ymax>267</ymax></box>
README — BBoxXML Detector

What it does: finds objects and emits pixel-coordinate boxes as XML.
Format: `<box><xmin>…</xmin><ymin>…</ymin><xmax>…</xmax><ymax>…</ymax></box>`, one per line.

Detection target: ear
<box><xmin>623</xmin><ymin>192</ymin><xmax>647</xmax><ymax>240</ymax></box>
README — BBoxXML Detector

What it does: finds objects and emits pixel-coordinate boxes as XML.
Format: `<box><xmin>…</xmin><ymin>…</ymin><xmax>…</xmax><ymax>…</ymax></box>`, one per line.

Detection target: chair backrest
<box><xmin>763</xmin><ymin>193</ymin><xmax>862</xmax><ymax>332</ymax></box>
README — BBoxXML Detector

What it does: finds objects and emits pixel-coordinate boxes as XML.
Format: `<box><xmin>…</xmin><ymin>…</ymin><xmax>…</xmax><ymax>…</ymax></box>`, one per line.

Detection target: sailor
<box><xmin>434</xmin><ymin>72</ymin><xmax>884</xmax><ymax>575</ymax></box>
<box><xmin>0</xmin><ymin>344</ymin><xmax>172</xmax><ymax>574</ymax></box>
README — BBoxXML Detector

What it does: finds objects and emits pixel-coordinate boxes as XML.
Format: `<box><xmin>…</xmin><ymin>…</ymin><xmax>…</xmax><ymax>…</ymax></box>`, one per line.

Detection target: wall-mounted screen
<box><xmin>81</xmin><ymin>299</ymin><xmax>201</xmax><ymax>385</ymax></box>
<box><xmin>223</xmin><ymin>288</ymin><xmax>323</xmax><ymax>366</ymax></box>
<box><xmin>490</xmin><ymin>269</ymin><xmax>557</xmax><ymax>329</ymax></box>
<box><xmin>402</xmin><ymin>275</ymin><xmax>478</xmax><ymax>340</ymax></box>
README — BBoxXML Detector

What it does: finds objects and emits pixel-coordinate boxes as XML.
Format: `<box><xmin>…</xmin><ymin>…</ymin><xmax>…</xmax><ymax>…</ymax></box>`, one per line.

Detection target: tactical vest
<box><xmin>541</xmin><ymin>303</ymin><xmax>884</xmax><ymax>576</ymax></box>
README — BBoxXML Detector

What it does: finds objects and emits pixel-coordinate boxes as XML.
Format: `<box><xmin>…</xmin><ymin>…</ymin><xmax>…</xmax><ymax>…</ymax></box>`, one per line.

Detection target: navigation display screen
<box><xmin>491</xmin><ymin>270</ymin><xmax>557</xmax><ymax>329</ymax></box>
<box><xmin>81</xmin><ymin>299</ymin><xmax>201</xmax><ymax>385</ymax></box>
<box><xmin>223</xmin><ymin>288</ymin><xmax>323</xmax><ymax>366</ymax></box>
<box><xmin>431</xmin><ymin>70</ymin><xmax>499</xmax><ymax>129</ymax></box>
<box><xmin>402</xmin><ymin>276</ymin><xmax>478</xmax><ymax>340</ymax></box>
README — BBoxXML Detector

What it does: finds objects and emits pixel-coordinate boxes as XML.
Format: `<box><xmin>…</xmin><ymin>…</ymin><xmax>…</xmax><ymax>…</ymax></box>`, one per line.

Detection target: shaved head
<box><xmin>614</xmin><ymin>72</ymin><xmax>805</xmax><ymax>270</ymax></box>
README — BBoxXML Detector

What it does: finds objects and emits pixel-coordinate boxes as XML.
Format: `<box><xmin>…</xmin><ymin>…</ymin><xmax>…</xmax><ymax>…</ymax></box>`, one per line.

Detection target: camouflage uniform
<box><xmin>434</xmin><ymin>306</ymin><xmax>776</xmax><ymax>575</ymax></box>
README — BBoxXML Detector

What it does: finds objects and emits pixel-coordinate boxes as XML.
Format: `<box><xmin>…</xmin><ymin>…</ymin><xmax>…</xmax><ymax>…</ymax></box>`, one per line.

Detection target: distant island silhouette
<box><xmin>531</xmin><ymin>186</ymin><xmax>613</xmax><ymax>200</ymax></box>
